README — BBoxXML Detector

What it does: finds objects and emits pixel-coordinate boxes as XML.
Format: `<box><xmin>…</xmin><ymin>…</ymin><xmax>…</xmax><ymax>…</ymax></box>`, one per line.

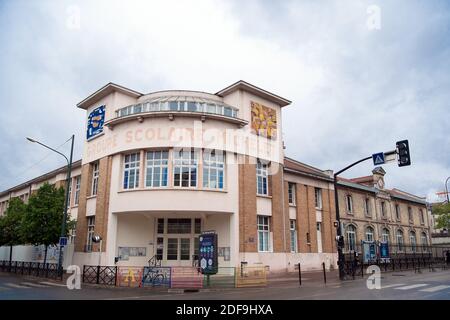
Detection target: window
<box><xmin>180</xmin><ymin>238</ymin><xmax>190</xmax><ymax>260</ymax></box>
<box><xmin>364</xmin><ymin>198</ymin><xmax>370</xmax><ymax>216</ymax></box>
<box><xmin>288</xmin><ymin>183</ymin><xmax>296</xmax><ymax>205</ymax></box>
<box><xmin>157</xmin><ymin>218</ymin><xmax>164</xmax><ymax>234</ymax></box>
<box><xmin>145</xmin><ymin>151</ymin><xmax>168</xmax><ymax>187</ymax></box>
<box><xmin>290</xmin><ymin>220</ymin><xmax>297</xmax><ymax>253</ymax></box>
<box><xmin>91</xmin><ymin>162</ymin><xmax>99</xmax><ymax>195</ymax></box>
<box><xmin>86</xmin><ymin>216</ymin><xmax>95</xmax><ymax>252</ymax></box>
<box><xmin>187</xmin><ymin>101</ymin><xmax>197</xmax><ymax>112</ymax></box>
<box><xmin>346</xmin><ymin>195</ymin><xmax>353</xmax><ymax>213</ymax></box>
<box><xmin>74</xmin><ymin>176</ymin><xmax>81</xmax><ymax>205</ymax></box>
<box><xmin>156</xmin><ymin>237</ymin><xmax>164</xmax><ymax>260</ymax></box>
<box><xmin>396</xmin><ymin>230</ymin><xmax>404</xmax><ymax>251</ymax></box>
<box><xmin>306</xmin><ymin>232</ymin><xmax>311</xmax><ymax>244</ymax></box>
<box><xmin>314</xmin><ymin>188</ymin><xmax>322</xmax><ymax>209</ymax></box>
<box><xmin>257</xmin><ymin>216</ymin><xmax>270</xmax><ymax>252</ymax></box>
<box><xmin>395</xmin><ymin>204</ymin><xmax>400</xmax><ymax>220</ymax></box>
<box><xmin>194</xmin><ymin>218</ymin><xmax>201</xmax><ymax>234</ymax></box>
<box><xmin>365</xmin><ymin>226</ymin><xmax>374</xmax><ymax>242</ymax></box>
<box><xmin>420</xmin><ymin>209</ymin><xmax>425</xmax><ymax>224</ymax></box>
<box><xmin>381</xmin><ymin>228</ymin><xmax>390</xmax><ymax>243</ymax></box>
<box><xmin>421</xmin><ymin>232</ymin><xmax>428</xmax><ymax>246</ymax></box>
<box><xmin>346</xmin><ymin>225</ymin><xmax>356</xmax><ymax>251</ymax></box>
<box><xmin>381</xmin><ymin>201</ymin><xmax>386</xmax><ymax>218</ymax></box>
<box><xmin>167</xmin><ymin>238</ymin><xmax>178</xmax><ymax>260</ymax></box>
<box><xmin>203</xmin><ymin>150</ymin><xmax>225</xmax><ymax>189</ymax></box>
<box><xmin>167</xmin><ymin>219</ymin><xmax>191</xmax><ymax>234</ymax></box>
<box><xmin>169</xmin><ymin>101</ymin><xmax>178</xmax><ymax>111</ymax></box>
<box><xmin>123</xmin><ymin>153</ymin><xmax>140</xmax><ymax>189</ymax></box>
<box><xmin>408</xmin><ymin>207</ymin><xmax>413</xmax><ymax>222</ymax></box>
<box><xmin>173</xmin><ymin>150</ymin><xmax>197</xmax><ymax>187</ymax></box>
<box><xmin>256</xmin><ymin>160</ymin><xmax>269</xmax><ymax>196</ymax></box>
<box><xmin>409</xmin><ymin>231</ymin><xmax>416</xmax><ymax>252</ymax></box>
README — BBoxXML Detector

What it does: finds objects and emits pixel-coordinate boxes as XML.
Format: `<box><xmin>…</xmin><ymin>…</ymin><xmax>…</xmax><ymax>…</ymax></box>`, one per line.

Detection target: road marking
<box><xmin>21</xmin><ymin>282</ymin><xmax>49</xmax><ymax>288</ymax></box>
<box><xmin>380</xmin><ymin>283</ymin><xmax>405</xmax><ymax>289</ymax></box>
<box><xmin>5</xmin><ymin>283</ymin><xmax>31</xmax><ymax>289</ymax></box>
<box><xmin>39</xmin><ymin>281</ymin><xmax>67</xmax><ymax>287</ymax></box>
<box><xmin>419</xmin><ymin>285</ymin><xmax>450</xmax><ymax>293</ymax></box>
<box><xmin>394</xmin><ymin>284</ymin><xmax>428</xmax><ymax>290</ymax></box>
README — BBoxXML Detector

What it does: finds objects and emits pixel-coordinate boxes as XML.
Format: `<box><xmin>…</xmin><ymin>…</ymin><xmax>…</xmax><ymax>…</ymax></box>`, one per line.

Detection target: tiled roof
<box><xmin>283</xmin><ymin>157</ymin><xmax>332</xmax><ymax>181</ymax></box>
<box><xmin>0</xmin><ymin>160</ymin><xmax>82</xmax><ymax>197</ymax></box>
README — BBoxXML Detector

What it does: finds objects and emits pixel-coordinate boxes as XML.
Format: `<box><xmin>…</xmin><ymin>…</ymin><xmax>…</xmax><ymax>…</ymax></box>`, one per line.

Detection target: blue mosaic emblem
<box><xmin>87</xmin><ymin>105</ymin><xmax>105</xmax><ymax>140</ymax></box>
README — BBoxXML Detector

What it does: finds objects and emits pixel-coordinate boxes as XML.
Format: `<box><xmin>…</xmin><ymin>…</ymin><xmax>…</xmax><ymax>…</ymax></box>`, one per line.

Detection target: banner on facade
<box><xmin>362</xmin><ymin>241</ymin><xmax>377</xmax><ymax>263</ymax></box>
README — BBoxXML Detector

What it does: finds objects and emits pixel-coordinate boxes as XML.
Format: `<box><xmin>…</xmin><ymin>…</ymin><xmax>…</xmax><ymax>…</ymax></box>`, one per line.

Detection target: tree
<box><xmin>0</xmin><ymin>197</ymin><xmax>27</xmax><ymax>265</ymax></box>
<box><xmin>432</xmin><ymin>202</ymin><xmax>450</xmax><ymax>230</ymax></box>
<box><xmin>21</xmin><ymin>183</ymin><xmax>71</xmax><ymax>265</ymax></box>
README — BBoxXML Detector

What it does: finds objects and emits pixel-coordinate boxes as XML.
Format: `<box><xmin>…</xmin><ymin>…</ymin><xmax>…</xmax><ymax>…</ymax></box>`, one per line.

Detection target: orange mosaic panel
<box><xmin>250</xmin><ymin>101</ymin><xmax>277</xmax><ymax>139</ymax></box>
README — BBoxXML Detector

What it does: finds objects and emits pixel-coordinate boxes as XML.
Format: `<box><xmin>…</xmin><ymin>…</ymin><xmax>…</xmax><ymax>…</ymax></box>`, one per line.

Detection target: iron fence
<box><xmin>0</xmin><ymin>260</ymin><xmax>61</xmax><ymax>280</ymax></box>
<box><xmin>341</xmin><ymin>243</ymin><xmax>449</xmax><ymax>279</ymax></box>
<box><xmin>82</xmin><ymin>265</ymin><xmax>117</xmax><ymax>285</ymax></box>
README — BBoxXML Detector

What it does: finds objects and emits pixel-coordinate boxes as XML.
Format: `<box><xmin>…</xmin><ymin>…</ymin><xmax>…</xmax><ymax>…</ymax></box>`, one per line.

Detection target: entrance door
<box><xmin>316</xmin><ymin>222</ymin><xmax>323</xmax><ymax>253</ymax></box>
<box><xmin>155</xmin><ymin>218</ymin><xmax>201</xmax><ymax>266</ymax></box>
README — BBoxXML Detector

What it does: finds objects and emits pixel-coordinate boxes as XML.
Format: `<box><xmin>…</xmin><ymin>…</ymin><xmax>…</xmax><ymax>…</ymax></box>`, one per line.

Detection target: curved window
<box><xmin>365</xmin><ymin>226</ymin><xmax>374</xmax><ymax>242</ymax></box>
<box><xmin>396</xmin><ymin>230</ymin><xmax>404</xmax><ymax>251</ymax></box>
<box><xmin>116</xmin><ymin>97</ymin><xmax>239</xmax><ymax>119</ymax></box>
<box><xmin>346</xmin><ymin>225</ymin><xmax>357</xmax><ymax>252</ymax></box>
<box><xmin>381</xmin><ymin>228</ymin><xmax>390</xmax><ymax>243</ymax></box>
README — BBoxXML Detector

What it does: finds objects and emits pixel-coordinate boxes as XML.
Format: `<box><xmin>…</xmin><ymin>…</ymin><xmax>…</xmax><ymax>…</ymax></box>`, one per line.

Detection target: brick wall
<box><xmin>238</xmin><ymin>155</ymin><xmax>257</xmax><ymax>252</ymax></box>
<box><xmin>74</xmin><ymin>164</ymin><xmax>91</xmax><ymax>252</ymax></box>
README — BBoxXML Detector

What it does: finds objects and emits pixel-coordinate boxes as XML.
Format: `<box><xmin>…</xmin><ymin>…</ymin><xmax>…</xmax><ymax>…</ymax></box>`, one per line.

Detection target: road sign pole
<box><xmin>334</xmin><ymin>155</ymin><xmax>372</xmax><ymax>280</ymax></box>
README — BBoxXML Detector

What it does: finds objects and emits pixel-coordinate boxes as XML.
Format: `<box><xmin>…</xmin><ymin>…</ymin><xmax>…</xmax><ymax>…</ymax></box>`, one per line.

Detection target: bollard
<box><xmin>298</xmin><ymin>262</ymin><xmax>302</xmax><ymax>286</ymax></box>
<box><xmin>322</xmin><ymin>262</ymin><xmax>327</xmax><ymax>284</ymax></box>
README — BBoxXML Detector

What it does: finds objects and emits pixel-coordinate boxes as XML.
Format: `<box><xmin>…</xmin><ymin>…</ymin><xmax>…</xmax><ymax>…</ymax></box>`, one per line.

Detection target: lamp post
<box><xmin>27</xmin><ymin>135</ymin><xmax>74</xmax><ymax>277</ymax></box>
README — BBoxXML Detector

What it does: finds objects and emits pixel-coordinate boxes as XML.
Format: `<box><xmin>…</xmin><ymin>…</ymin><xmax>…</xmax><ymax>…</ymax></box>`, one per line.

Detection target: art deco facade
<box><xmin>0</xmin><ymin>81</ymin><xmax>432</xmax><ymax>272</ymax></box>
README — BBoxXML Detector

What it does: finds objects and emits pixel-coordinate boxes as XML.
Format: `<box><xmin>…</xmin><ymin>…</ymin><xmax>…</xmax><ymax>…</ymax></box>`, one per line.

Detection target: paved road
<box><xmin>0</xmin><ymin>269</ymin><xmax>449</xmax><ymax>300</ymax></box>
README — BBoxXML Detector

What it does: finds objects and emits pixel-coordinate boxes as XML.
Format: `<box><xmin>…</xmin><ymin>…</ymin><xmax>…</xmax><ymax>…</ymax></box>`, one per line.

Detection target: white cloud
<box><xmin>0</xmin><ymin>0</ymin><xmax>449</xmax><ymax>202</ymax></box>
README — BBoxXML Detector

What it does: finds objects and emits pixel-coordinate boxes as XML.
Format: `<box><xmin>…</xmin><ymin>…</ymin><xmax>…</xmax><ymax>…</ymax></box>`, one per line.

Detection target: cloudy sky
<box><xmin>0</xmin><ymin>0</ymin><xmax>449</xmax><ymax>201</ymax></box>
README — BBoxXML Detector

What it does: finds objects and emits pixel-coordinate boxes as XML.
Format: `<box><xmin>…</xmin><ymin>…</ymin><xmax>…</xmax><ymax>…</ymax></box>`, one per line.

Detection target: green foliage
<box><xmin>21</xmin><ymin>183</ymin><xmax>71</xmax><ymax>247</ymax></box>
<box><xmin>0</xmin><ymin>197</ymin><xmax>26</xmax><ymax>246</ymax></box>
<box><xmin>432</xmin><ymin>202</ymin><xmax>450</xmax><ymax>229</ymax></box>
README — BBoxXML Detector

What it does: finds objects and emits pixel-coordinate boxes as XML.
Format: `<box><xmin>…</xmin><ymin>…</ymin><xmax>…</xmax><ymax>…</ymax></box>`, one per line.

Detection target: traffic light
<box><xmin>396</xmin><ymin>140</ymin><xmax>411</xmax><ymax>167</ymax></box>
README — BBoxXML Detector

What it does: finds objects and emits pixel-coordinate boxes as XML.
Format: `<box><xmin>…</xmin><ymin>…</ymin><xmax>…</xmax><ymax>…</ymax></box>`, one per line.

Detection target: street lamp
<box><xmin>27</xmin><ymin>135</ymin><xmax>74</xmax><ymax>277</ymax></box>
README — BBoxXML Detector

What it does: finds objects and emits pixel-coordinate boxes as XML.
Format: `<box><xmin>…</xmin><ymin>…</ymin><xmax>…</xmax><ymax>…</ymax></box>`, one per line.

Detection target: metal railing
<box><xmin>341</xmin><ymin>243</ymin><xmax>449</xmax><ymax>279</ymax></box>
<box><xmin>0</xmin><ymin>260</ymin><xmax>61</xmax><ymax>280</ymax></box>
<box><xmin>82</xmin><ymin>265</ymin><xmax>117</xmax><ymax>286</ymax></box>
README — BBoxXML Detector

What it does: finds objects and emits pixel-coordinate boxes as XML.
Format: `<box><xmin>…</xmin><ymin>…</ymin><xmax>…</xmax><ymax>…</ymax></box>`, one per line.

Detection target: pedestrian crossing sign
<box><xmin>372</xmin><ymin>152</ymin><xmax>385</xmax><ymax>165</ymax></box>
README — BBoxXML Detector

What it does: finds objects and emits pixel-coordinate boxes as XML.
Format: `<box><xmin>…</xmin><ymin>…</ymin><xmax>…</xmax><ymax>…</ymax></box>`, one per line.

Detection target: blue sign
<box><xmin>362</xmin><ymin>241</ymin><xmax>377</xmax><ymax>263</ymax></box>
<box><xmin>59</xmin><ymin>237</ymin><xmax>68</xmax><ymax>247</ymax></box>
<box><xmin>372</xmin><ymin>152</ymin><xmax>385</xmax><ymax>165</ymax></box>
<box><xmin>380</xmin><ymin>242</ymin><xmax>389</xmax><ymax>258</ymax></box>
<box><xmin>87</xmin><ymin>105</ymin><xmax>105</xmax><ymax>140</ymax></box>
<box><xmin>199</xmin><ymin>232</ymin><xmax>218</xmax><ymax>275</ymax></box>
